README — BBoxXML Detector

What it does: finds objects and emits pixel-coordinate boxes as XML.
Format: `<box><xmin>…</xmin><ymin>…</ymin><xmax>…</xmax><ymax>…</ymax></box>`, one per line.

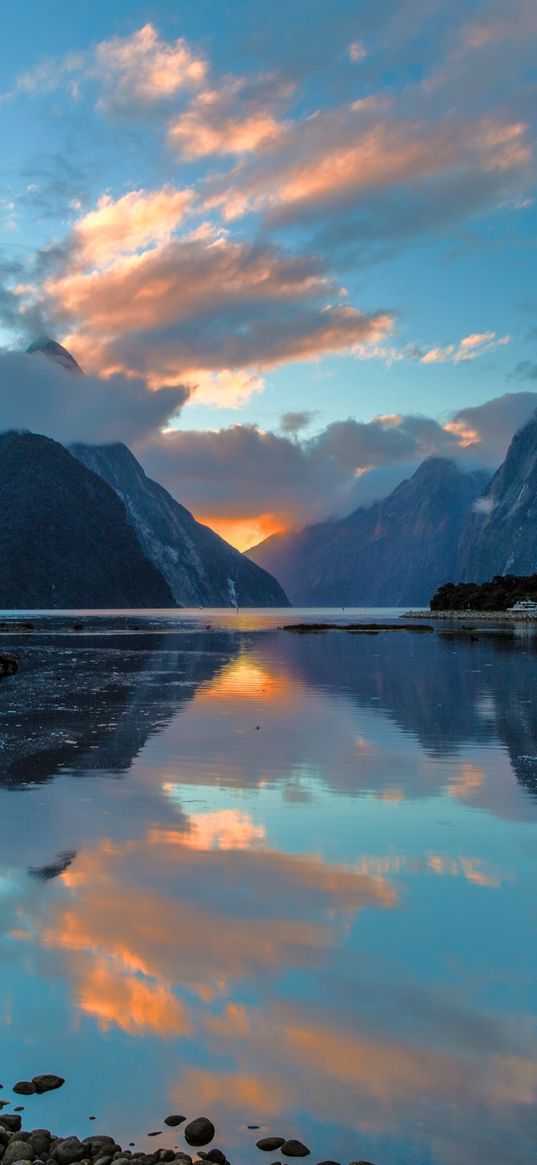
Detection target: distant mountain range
<box><xmin>248</xmin><ymin>459</ymin><xmax>490</xmax><ymax>606</ymax></box>
<box><xmin>248</xmin><ymin>409</ymin><xmax>537</xmax><ymax>605</ymax></box>
<box><xmin>7</xmin><ymin>336</ymin><xmax>537</xmax><ymax>609</ymax></box>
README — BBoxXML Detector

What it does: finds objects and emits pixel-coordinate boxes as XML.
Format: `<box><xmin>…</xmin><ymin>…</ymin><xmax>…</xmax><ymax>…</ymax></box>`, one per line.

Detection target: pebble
<box><xmin>13</xmin><ymin>1085</ymin><xmax>36</xmax><ymax>1097</ymax></box>
<box><xmin>163</xmin><ymin>1119</ymin><xmax>185</xmax><ymax>1129</ymax></box>
<box><xmin>281</xmin><ymin>1143</ymin><xmax>310</xmax><ymax>1158</ymax></box>
<box><xmin>204</xmin><ymin>1151</ymin><xmax>226</xmax><ymax>1165</ymax></box>
<box><xmin>256</xmin><ymin>1140</ymin><xmax>285</xmax><ymax>1153</ymax></box>
<box><xmin>184</xmin><ymin>1121</ymin><xmax>215</xmax><ymax>1149</ymax></box>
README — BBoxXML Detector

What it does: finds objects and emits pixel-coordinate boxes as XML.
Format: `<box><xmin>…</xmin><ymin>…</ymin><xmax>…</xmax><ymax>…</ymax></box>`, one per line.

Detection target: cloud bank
<box><xmin>136</xmin><ymin>392</ymin><xmax>537</xmax><ymax>545</ymax></box>
<box><xmin>0</xmin><ymin>350</ymin><xmax>186</xmax><ymax>444</ymax></box>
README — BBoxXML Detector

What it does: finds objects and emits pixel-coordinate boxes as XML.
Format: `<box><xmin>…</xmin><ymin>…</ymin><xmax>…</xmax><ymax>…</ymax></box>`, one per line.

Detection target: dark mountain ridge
<box><xmin>70</xmin><ymin>441</ymin><xmax>289</xmax><ymax>607</ymax></box>
<box><xmin>0</xmin><ymin>431</ymin><xmax>175</xmax><ymax>609</ymax></box>
<box><xmin>459</xmin><ymin>411</ymin><xmax>537</xmax><ymax>581</ymax></box>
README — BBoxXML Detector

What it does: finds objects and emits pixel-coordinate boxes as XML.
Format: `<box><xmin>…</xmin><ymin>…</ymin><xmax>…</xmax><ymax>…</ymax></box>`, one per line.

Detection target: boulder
<box><xmin>32</xmin><ymin>1076</ymin><xmax>65</xmax><ymax>1095</ymax></box>
<box><xmin>184</xmin><ymin>1120</ymin><xmax>215</xmax><ymax>1148</ymax></box>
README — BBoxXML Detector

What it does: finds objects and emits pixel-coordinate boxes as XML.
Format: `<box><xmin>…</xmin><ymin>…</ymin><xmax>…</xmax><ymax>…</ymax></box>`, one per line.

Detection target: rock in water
<box><xmin>13</xmin><ymin>1083</ymin><xmax>35</xmax><ymax>1096</ymax></box>
<box><xmin>163</xmin><ymin>1117</ymin><xmax>186</xmax><ymax>1128</ymax></box>
<box><xmin>184</xmin><ymin>1118</ymin><xmax>215</xmax><ymax>1147</ymax></box>
<box><xmin>281</xmin><ymin>1142</ymin><xmax>310</xmax><ymax>1158</ymax></box>
<box><xmin>32</xmin><ymin>1076</ymin><xmax>65</xmax><ymax>1094</ymax></box>
<box><xmin>256</xmin><ymin>1140</ymin><xmax>285</xmax><ymax>1152</ymax></box>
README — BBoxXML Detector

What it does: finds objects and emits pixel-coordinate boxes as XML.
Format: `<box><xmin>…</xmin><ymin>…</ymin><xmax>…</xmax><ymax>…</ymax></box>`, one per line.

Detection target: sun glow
<box><xmin>200</xmin><ymin>513</ymin><xmax>285</xmax><ymax>551</ymax></box>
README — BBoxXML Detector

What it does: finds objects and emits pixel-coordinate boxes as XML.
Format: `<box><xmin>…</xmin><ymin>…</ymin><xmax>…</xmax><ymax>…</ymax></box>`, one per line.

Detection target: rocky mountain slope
<box><xmin>71</xmin><ymin>442</ymin><xmax>289</xmax><ymax>607</ymax></box>
<box><xmin>248</xmin><ymin>458</ymin><xmax>489</xmax><ymax>606</ymax></box>
<box><xmin>459</xmin><ymin>412</ymin><xmax>537</xmax><ymax>581</ymax></box>
<box><xmin>0</xmin><ymin>432</ymin><xmax>175</xmax><ymax>608</ymax></box>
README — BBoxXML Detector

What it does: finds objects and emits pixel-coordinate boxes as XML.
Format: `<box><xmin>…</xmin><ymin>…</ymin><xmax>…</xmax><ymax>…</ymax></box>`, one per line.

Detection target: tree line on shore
<box><xmin>430</xmin><ymin>574</ymin><xmax>537</xmax><ymax>611</ymax></box>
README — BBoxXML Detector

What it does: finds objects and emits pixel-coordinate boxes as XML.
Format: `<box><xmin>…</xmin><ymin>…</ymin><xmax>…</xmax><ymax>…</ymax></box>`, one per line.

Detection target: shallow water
<box><xmin>1</xmin><ymin>610</ymin><xmax>537</xmax><ymax>1165</ymax></box>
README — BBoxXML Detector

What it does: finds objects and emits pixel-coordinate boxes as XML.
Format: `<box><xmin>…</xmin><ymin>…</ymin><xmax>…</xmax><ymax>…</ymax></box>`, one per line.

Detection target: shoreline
<box><xmin>404</xmin><ymin>608</ymin><xmax>537</xmax><ymax>621</ymax></box>
<box><xmin>0</xmin><ymin>1116</ymin><xmax>353</xmax><ymax>1165</ymax></box>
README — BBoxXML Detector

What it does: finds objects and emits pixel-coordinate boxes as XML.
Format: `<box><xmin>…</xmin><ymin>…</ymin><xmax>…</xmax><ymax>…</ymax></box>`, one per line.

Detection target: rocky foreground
<box><xmin>0</xmin><ymin>1110</ymin><xmax>374</xmax><ymax>1165</ymax></box>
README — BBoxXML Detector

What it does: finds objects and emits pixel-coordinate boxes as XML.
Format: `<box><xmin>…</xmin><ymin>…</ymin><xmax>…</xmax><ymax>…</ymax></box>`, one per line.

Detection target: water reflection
<box><xmin>1</xmin><ymin>620</ymin><xmax>537</xmax><ymax>1165</ymax></box>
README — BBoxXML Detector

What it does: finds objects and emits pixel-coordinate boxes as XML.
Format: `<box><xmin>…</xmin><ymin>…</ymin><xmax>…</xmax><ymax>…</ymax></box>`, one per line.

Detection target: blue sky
<box><xmin>0</xmin><ymin>0</ymin><xmax>535</xmax><ymax>545</ymax></box>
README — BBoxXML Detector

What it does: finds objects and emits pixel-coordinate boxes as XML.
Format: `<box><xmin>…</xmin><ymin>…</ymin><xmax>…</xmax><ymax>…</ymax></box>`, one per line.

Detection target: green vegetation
<box><xmin>431</xmin><ymin>574</ymin><xmax>537</xmax><ymax>611</ymax></box>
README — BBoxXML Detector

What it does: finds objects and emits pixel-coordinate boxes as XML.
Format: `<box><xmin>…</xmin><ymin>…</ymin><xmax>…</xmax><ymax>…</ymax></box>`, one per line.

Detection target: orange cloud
<box><xmin>35</xmin><ymin>229</ymin><xmax>393</xmax><ymax>397</ymax></box>
<box><xmin>94</xmin><ymin>24</ymin><xmax>206</xmax><ymax>108</ymax></box>
<box><xmin>9</xmin><ymin>23</ymin><xmax>207</xmax><ymax>108</ymax></box>
<box><xmin>354</xmin><ymin>331</ymin><xmax>511</xmax><ymax>369</ymax></box>
<box><xmin>206</xmin><ymin>107</ymin><xmax>531</xmax><ymax>223</ymax></box>
<box><xmin>170</xmin><ymin>101</ymin><xmax>283</xmax><ymax>160</ymax></box>
<box><xmin>73</xmin><ymin>188</ymin><xmax>193</xmax><ymax>267</ymax></box>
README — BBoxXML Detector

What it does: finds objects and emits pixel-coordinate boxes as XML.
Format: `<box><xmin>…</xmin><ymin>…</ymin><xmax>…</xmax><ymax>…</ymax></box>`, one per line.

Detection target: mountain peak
<box><xmin>27</xmin><ymin>337</ymin><xmax>83</xmax><ymax>375</ymax></box>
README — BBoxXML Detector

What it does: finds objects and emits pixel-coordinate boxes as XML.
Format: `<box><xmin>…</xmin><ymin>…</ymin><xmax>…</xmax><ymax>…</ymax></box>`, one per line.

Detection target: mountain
<box><xmin>459</xmin><ymin>411</ymin><xmax>537</xmax><ymax>581</ymax></box>
<box><xmin>247</xmin><ymin>458</ymin><xmax>489</xmax><ymax>606</ymax></box>
<box><xmin>0</xmin><ymin>432</ymin><xmax>175</xmax><ymax>608</ymax></box>
<box><xmin>27</xmin><ymin>337</ymin><xmax>83</xmax><ymax>374</ymax></box>
<box><xmin>70</xmin><ymin>441</ymin><xmax>290</xmax><ymax>607</ymax></box>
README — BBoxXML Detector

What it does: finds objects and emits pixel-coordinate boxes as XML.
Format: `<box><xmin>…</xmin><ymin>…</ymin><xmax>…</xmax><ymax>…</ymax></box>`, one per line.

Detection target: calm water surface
<box><xmin>1</xmin><ymin>609</ymin><xmax>537</xmax><ymax>1165</ymax></box>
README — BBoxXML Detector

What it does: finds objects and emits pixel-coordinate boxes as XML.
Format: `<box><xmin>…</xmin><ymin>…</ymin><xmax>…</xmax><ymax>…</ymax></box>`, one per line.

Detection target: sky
<box><xmin>0</xmin><ymin>0</ymin><xmax>535</xmax><ymax>548</ymax></box>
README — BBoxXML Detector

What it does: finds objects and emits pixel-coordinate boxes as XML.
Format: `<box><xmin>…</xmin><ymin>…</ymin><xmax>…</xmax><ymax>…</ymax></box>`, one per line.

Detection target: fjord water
<box><xmin>1</xmin><ymin>611</ymin><xmax>537</xmax><ymax>1165</ymax></box>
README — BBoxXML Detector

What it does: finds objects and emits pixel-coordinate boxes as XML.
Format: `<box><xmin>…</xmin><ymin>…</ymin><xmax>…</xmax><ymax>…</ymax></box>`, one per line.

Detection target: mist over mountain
<box><xmin>248</xmin><ymin>458</ymin><xmax>490</xmax><ymax>606</ymax></box>
<box><xmin>27</xmin><ymin>337</ymin><xmax>84</xmax><ymax>375</ymax></box>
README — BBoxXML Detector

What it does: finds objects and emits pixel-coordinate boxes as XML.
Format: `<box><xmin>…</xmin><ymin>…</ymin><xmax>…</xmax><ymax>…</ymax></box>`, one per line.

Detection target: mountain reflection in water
<box><xmin>0</xmin><ymin>616</ymin><xmax>537</xmax><ymax>1165</ymax></box>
